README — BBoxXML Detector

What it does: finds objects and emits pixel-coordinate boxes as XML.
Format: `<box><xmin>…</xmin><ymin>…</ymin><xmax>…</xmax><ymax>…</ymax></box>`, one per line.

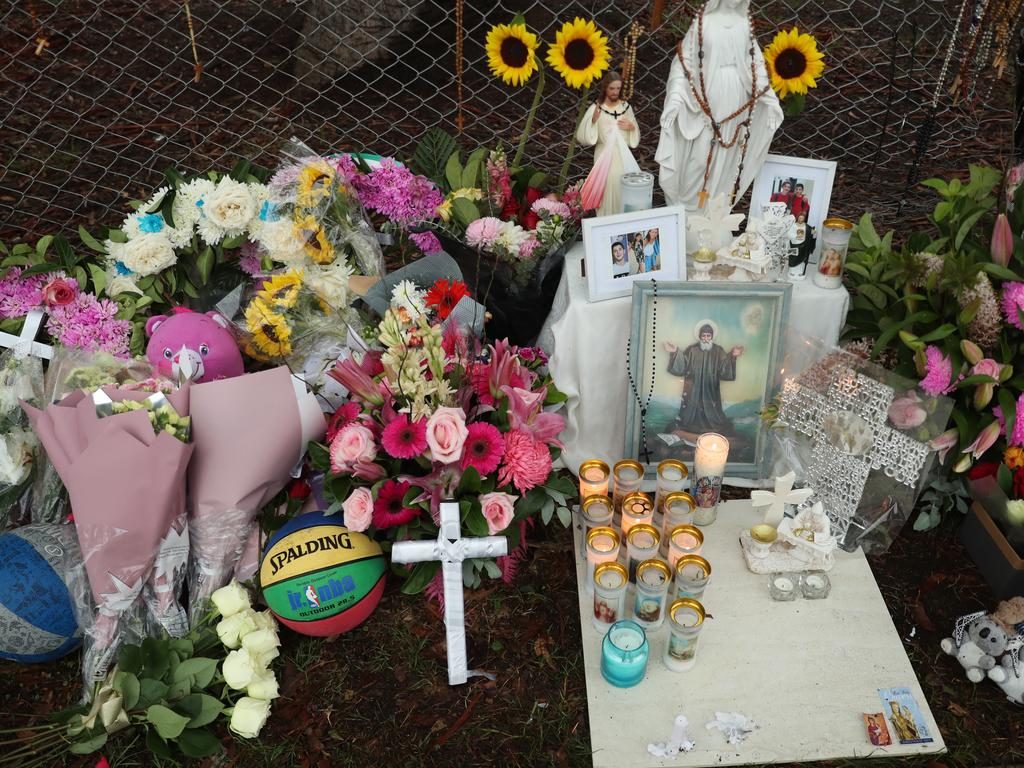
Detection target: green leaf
<box><xmin>857</xmin><ymin>284</ymin><xmax>887</xmax><ymax>309</ymax></box>
<box><xmin>221</xmin><ymin>234</ymin><xmax>245</xmax><ymax>250</ymax></box>
<box><xmin>118</xmin><ymin>644</ymin><xmax>144</xmax><ymax>675</ymax></box>
<box><xmin>445</xmin><ymin>151</ymin><xmax>464</xmax><ymax>191</ymax></box>
<box><xmin>463</xmin><ymin>501</ymin><xmax>489</xmax><ymax>537</ymax></box>
<box><xmin>87</xmin><ymin>263</ymin><xmax>108</xmax><ymax>295</ymax></box>
<box><xmin>998</xmin><ymin>463</ymin><xmax>1014</xmax><ymax>496</ymax></box>
<box><xmin>69</xmin><ymin>731</ymin><xmax>107</xmax><ymax>754</ymax></box>
<box><xmin>933</xmin><ymin>201</ymin><xmax>952</xmax><ymax>223</ymax></box>
<box><xmin>457</xmin><ymin>466</ymin><xmax>481</xmax><ymax>496</ymax></box>
<box><xmin>197</xmin><ymin>246</ymin><xmax>214</xmax><ymax>285</ymax></box>
<box><xmin>981</xmin><ymin>262</ymin><xmax>1024</xmax><ymax>282</ymax></box>
<box><xmin>173</xmin><ymin>657</ymin><xmax>219</xmax><ymax>689</ymax></box>
<box><xmin>462</xmin><ymin>147</ymin><xmax>487</xmax><ymax>188</ymax></box>
<box><xmin>137</xmin><ymin>678</ymin><xmax>170</xmax><ymax>708</ymax></box>
<box><xmin>229</xmin><ymin>158</ymin><xmax>252</xmax><ymax>182</ymax></box>
<box><xmin>451</xmin><ymin>197</ymin><xmax>480</xmax><ymax>228</ymax></box>
<box><xmin>540</xmin><ymin>496</ymin><xmax>555</xmax><ymax>524</ymax></box>
<box><xmin>308</xmin><ymin>441</ymin><xmax>330</xmax><ymax>471</ymax></box>
<box><xmin>166</xmin><ymin>677</ymin><xmax>191</xmax><ymax>701</ymax></box>
<box><xmin>113</xmin><ymin>670</ymin><xmax>141</xmax><ymax>710</ymax></box>
<box><xmin>178</xmin><ymin>727</ymin><xmax>222</xmax><ymax>758</ymax></box>
<box><xmin>958</xmin><ymin>296</ymin><xmax>982</xmax><ymax>326</ymax></box>
<box><xmin>410</xmin><ymin>127</ymin><xmax>458</xmax><ymax>187</ymax></box>
<box><xmin>400</xmin><ymin>560</ymin><xmax>441</xmax><ymax>594</ymax></box>
<box><xmin>556</xmin><ymin>505</ymin><xmax>572</xmax><ymax>527</ymax></box>
<box><xmin>955</xmin><ymin>209</ymin><xmax>988</xmax><ymax>250</ymax></box>
<box><xmin>527</xmin><ymin>170</ymin><xmax>548</xmax><ymax>189</ymax></box>
<box><xmin>146</xmin><ymin>728</ymin><xmax>173</xmax><ymax>759</ymax></box>
<box><xmin>147</xmin><ymin>704</ymin><xmax>190</xmax><ymax>740</ymax></box>
<box><xmin>141</xmin><ymin>637</ymin><xmax>170</xmax><ymax>680</ymax></box>
<box><xmin>855</xmin><ymin>213</ymin><xmax>881</xmax><ymax>250</ymax></box>
<box><xmin>781</xmin><ymin>91</ymin><xmax>806</xmax><ymax>117</ymax></box>
<box><xmin>918</xmin><ymin>323</ymin><xmax>957</xmax><ymax>342</ymax></box>
<box><xmin>35</xmin><ymin>234</ymin><xmax>53</xmax><ymax>258</ymax></box>
<box><xmin>184</xmin><ymin>280</ymin><xmax>200</xmax><ymax>299</ymax></box>
<box><xmin>176</xmin><ymin>693</ymin><xmax>224</xmax><ymax>728</ymax></box>
<box><xmin>920</xmin><ymin>177</ymin><xmax>949</xmax><ymax>194</ymax></box>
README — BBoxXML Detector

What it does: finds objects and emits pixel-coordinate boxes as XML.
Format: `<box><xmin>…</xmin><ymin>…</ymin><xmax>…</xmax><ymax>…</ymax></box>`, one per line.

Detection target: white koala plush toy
<box><xmin>988</xmin><ymin>639</ymin><xmax>1024</xmax><ymax>705</ymax></box>
<box><xmin>940</xmin><ymin>612</ymin><xmax>1009</xmax><ymax>683</ymax></box>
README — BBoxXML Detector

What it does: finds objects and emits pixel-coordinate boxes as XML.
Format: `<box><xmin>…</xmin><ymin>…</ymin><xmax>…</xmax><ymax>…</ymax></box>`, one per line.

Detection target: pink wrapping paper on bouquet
<box><xmin>186</xmin><ymin>366</ymin><xmax>323</xmax><ymax>619</ymax></box>
<box><xmin>23</xmin><ymin>386</ymin><xmax>193</xmax><ymax>687</ymax></box>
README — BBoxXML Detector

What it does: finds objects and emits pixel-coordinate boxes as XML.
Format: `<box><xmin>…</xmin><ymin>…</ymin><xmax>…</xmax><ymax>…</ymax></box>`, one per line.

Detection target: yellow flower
<box><xmin>1005</xmin><ymin>446</ymin><xmax>1024</xmax><ymax>470</ymax></box>
<box><xmin>546</xmin><ymin>18</ymin><xmax>610</xmax><ymax>90</ymax></box>
<box><xmin>764</xmin><ymin>27</ymin><xmax>825</xmax><ymax>99</ymax></box>
<box><xmin>244</xmin><ymin>299</ymin><xmax>292</xmax><ymax>358</ymax></box>
<box><xmin>293</xmin><ymin>214</ymin><xmax>335</xmax><ymax>264</ymax></box>
<box><xmin>437</xmin><ymin>188</ymin><xmax>483</xmax><ymax>221</ymax></box>
<box><xmin>296</xmin><ymin>160</ymin><xmax>335</xmax><ymax>208</ymax></box>
<box><xmin>436</xmin><ymin>199</ymin><xmax>452</xmax><ymax>222</ymax></box>
<box><xmin>485</xmin><ymin>22</ymin><xmax>539</xmax><ymax>87</ymax></box>
<box><xmin>257</xmin><ymin>270</ymin><xmax>303</xmax><ymax>308</ymax></box>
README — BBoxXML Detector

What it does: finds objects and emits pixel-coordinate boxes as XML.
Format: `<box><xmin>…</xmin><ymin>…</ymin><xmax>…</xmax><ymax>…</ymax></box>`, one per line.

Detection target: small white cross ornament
<box><xmin>688</xmin><ymin>194</ymin><xmax>746</xmax><ymax>251</ymax></box>
<box><xmin>0</xmin><ymin>309</ymin><xmax>53</xmax><ymax>359</ymax></box>
<box><xmin>391</xmin><ymin>501</ymin><xmax>507</xmax><ymax>685</ymax></box>
<box><xmin>750</xmin><ymin>471</ymin><xmax>814</xmax><ymax>527</ymax></box>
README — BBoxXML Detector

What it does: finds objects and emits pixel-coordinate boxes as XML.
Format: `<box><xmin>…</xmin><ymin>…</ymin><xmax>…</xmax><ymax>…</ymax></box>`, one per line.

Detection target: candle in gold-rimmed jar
<box><xmin>578</xmin><ymin>494</ymin><xmax>614</xmax><ymax>557</ymax></box>
<box><xmin>633</xmin><ymin>559</ymin><xmax>672</xmax><ymax>630</ymax></box>
<box><xmin>585</xmin><ymin>526</ymin><xmax>620</xmax><ymax>596</ymax></box>
<box><xmin>667</xmin><ymin>524</ymin><xmax>704</xmax><ymax>571</ymax></box>
<box><xmin>621</xmin><ymin>491</ymin><xmax>654</xmax><ymax>537</ymax></box>
<box><xmin>693</xmin><ymin>433</ymin><xmax>729</xmax><ymax>525</ymax></box>
<box><xmin>663</xmin><ymin>598</ymin><xmax>706</xmax><ymax>671</ymax></box>
<box><xmin>578</xmin><ymin>460</ymin><xmax>611</xmax><ymax>501</ymax></box>
<box><xmin>661</xmin><ymin>491</ymin><xmax>696</xmax><ymax>553</ymax></box>
<box><xmin>654</xmin><ymin>459</ymin><xmax>689</xmax><ymax>515</ymax></box>
<box><xmin>626</xmin><ymin>523</ymin><xmax>660</xmax><ymax>584</ymax></box>
<box><xmin>593</xmin><ymin>561</ymin><xmax>629</xmax><ymax>634</ymax></box>
<box><xmin>612</xmin><ymin>459</ymin><xmax>644</xmax><ymax>514</ymax></box>
<box><xmin>674</xmin><ymin>554</ymin><xmax>711</xmax><ymax>602</ymax></box>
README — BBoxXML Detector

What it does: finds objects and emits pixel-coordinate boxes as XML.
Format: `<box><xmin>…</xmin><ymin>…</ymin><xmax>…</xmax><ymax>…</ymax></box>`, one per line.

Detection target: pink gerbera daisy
<box><xmin>919</xmin><ymin>345</ymin><xmax>955</xmax><ymax>396</ymax></box>
<box><xmin>497</xmin><ymin>429</ymin><xmax>552</xmax><ymax>493</ymax></box>
<box><xmin>326</xmin><ymin>402</ymin><xmax>362</xmax><ymax>443</ymax></box>
<box><xmin>373</xmin><ymin>480</ymin><xmax>420</xmax><ymax>528</ymax></box>
<box><xmin>381</xmin><ymin>414</ymin><xmax>429</xmax><ymax>459</ymax></box>
<box><xmin>460</xmin><ymin>422</ymin><xmax>505</xmax><ymax>476</ymax></box>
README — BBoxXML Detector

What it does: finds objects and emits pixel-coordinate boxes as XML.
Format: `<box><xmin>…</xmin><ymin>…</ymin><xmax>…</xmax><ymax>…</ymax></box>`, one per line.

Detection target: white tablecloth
<box><xmin>540</xmin><ymin>241</ymin><xmax>850</xmax><ymax>473</ymax></box>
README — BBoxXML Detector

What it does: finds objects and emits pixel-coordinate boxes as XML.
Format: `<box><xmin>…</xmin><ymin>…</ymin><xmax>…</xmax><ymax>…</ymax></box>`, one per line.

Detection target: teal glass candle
<box><xmin>601</xmin><ymin>620</ymin><xmax>649</xmax><ymax>688</ymax></box>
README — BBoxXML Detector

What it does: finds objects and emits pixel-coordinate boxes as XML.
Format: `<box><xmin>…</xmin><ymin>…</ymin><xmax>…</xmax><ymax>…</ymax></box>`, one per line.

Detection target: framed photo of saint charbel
<box><xmin>625</xmin><ymin>281</ymin><xmax>791</xmax><ymax>478</ymax></box>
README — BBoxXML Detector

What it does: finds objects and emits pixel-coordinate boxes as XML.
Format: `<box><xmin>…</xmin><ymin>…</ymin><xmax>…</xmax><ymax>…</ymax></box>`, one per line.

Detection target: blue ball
<box><xmin>0</xmin><ymin>525</ymin><xmax>82</xmax><ymax>663</ymax></box>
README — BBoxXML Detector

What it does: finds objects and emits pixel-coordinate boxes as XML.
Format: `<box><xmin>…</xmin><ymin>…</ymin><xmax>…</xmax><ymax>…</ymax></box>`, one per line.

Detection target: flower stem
<box><xmin>558</xmin><ymin>89</ymin><xmax>591</xmax><ymax>192</ymax></box>
<box><xmin>512</xmin><ymin>65</ymin><xmax>546</xmax><ymax>171</ymax></box>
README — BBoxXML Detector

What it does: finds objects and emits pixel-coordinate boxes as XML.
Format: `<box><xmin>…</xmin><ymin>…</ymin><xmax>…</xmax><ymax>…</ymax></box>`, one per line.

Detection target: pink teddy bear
<box><xmin>145</xmin><ymin>308</ymin><xmax>244</xmax><ymax>384</ymax></box>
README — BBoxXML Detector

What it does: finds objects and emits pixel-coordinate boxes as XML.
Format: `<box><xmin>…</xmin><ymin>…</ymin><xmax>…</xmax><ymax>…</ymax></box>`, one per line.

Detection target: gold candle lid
<box><xmin>822</xmin><ymin>217</ymin><xmax>853</xmax><ymax>230</ymax></box>
<box><xmin>669</xmin><ymin>524</ymin><xmax>704</xmax><ymax>548</ymax></box>
<box><xmin>664</xmin><ymin>491</ymin><xmax>696</xmax><ymax>512</ymax></box>
<box><xmin>614</xmin><ymin>459</ymin><xmax>644</xmax><ymax>478</ymax></box>
<box><xmin>622</xmin><ymin>491</ymin><xmax>654</xmax><ymax>515</ymax></box>
<box><xmin>594</xmin><ymin>561</ymin><xmax>628</xmax><ymax>588</ymax></box>
<box><xmin>587</xmin><ymin>525</ymin><xmax>620</xmax><ymax>550</ymax></box>
<box><xmin>657</xmin><ymin>459</ymin><xmax>689</xmax><ymax>479</ymax></box>
<box><xmin>579</xmin><ymin>459</ymin><xmax>610</xmax><ymax>480</ymax></box>
<box><xmin>581</xmin><ymin>494</ymin><xmax>614</xmax><ymax>521</ymax></box>
<box><xmin>669</xmin><ymin>597</ymin><xmax>706</xmax><ymax>627</ymax></box>
<box><xmin>637</xmin><ymin>558</ymin><xmax>672</xmax><ymax>586</ymax></box>
<box><xmin>626</xmin><ymin>523</ymin><xmax>660</xmax><ymax>548</ymax></box>
<box><xmin>674</xmin><ymin>554</ymin><xmax>711</xmax><ymax>579</ymax></box>
<box><xmin>750</xmin><ymin>523</ymin><xmax>778</xmax><ymax>544</ymax></box>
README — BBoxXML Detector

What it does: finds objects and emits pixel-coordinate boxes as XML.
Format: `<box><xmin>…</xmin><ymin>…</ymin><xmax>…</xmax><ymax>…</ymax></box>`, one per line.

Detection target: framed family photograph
<box><xmin>749</xmin><ymin>155</ymin><xmax>837</xmax><ymax>266</ymax></box>
<box><xmin>583</xmin><ymin>206</ymin><xmax>686</xmax><ymax>302</ymax></box>
<box><xmin>625</xmin><ymin>281</ymin><xmax>792</xmax><ymax>478</ymax></box>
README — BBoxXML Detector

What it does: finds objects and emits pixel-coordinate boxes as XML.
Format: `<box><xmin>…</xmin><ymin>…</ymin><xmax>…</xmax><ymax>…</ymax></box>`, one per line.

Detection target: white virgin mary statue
<box><xmin>656</xmin><ymin>0</ymin><xmax>783</xmax><ymax>212</ymax></box>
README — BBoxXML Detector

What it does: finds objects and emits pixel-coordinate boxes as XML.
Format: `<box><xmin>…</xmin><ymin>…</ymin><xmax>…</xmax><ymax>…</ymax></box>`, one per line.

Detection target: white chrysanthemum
<box><xmin>195</xmin><ymin>178</ymin><xmax>258</xmax><ymax>245</ymax></box>
<box><xmin>122</xmin><ymin>207</ymin><xmax>191</xmax><ymax>249</ymax></box>
<box><xmin>173</xmin><ymin>178</ymin><xmax>214</xmax><ymax>234</ymax></box>
<box><xmin>105</xmin><ymin>233</ymin><xmax>177</xmax><ymax>277</ymax></box>
<box><xmin>391</xmin><ymin>279</ymin><xmax>426</xmax><ymax>316</ymax></box>
<box><xmin>496</xmin><ymin>219</ymin><xmax>530</xmax><ymax>251</ymax></box>
<box><xmin>304</xmin><ymin>263</ymin><xmax>354</xmax><ymax>311</ymax></box>
<box><xmin>256</xmin><ymin>218</ymin><xmax>306</xmax><ymax>267</ymax></box>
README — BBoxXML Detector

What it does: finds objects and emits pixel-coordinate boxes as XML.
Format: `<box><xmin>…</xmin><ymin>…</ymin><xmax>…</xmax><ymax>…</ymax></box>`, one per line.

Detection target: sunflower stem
<box><xmin>512</xmin><ymin>64</ymin><xmax>545</xmax><ymax>171</ymax></box>
<box><xmin>558</xmin><ymin>89</ymin><xmax>591</xmax><ymax>192</ymax></box>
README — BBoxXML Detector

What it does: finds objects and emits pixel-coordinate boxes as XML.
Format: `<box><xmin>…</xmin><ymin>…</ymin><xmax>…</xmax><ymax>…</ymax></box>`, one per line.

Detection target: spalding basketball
<box><xmin>259</xmin><ymin>511</ymin><xmax>385</xmax><ymax>636</ymax></box>
<box><xmin>0</xmin><ymin>525</ymin><xmax>82</xmax><ymax>662</ymax></box>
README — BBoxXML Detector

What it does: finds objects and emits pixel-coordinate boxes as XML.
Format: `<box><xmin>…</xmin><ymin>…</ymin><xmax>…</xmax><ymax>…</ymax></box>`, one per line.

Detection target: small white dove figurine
<box><xmin>750</xmin><ymin>472</ymin><xmax>814</xmax><ymax>527</ymax></box>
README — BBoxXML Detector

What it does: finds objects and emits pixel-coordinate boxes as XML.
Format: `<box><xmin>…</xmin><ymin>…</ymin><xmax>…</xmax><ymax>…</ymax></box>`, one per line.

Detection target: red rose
<box><xmin>524</xmin><ymin>187</ymin><xmax>545</xmax><ymax>205</ymax></box>
<box><xmin>41</xmin><ymin>277</ymin><xmax>78</xmax><ymax>307</ymax></box>
<box><xmin>967</xmin><ymin>461</ymin><xmax>1000</xmax><ymax>481</ymax></box>
<box><xmin>1013</xmin><ymin>467</ymin><xmax>1024</xmax><ymax>499</ymax></box>
<box><xmin>287</xmin><ymin>479</ymin><xmax>311</xmax><ymax>500</ymax></box>
<box><xmin>522</xmin><ymin>211</ymin><xmax>540</xmax><ymax>231</ymax></box>
<box><xmin>500</xmin><ymin>198</ymin><xmax>519</xmax><ymax>221</ymax></box>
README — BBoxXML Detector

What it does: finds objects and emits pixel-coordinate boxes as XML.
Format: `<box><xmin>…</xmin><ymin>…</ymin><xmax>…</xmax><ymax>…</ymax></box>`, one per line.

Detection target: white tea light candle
<box><xmin>578</xmin><ymin>460</ymin><xmax>611</xmax><ymax>501</ymax></box>
<box><xmin>674</xmin><ymin>554</ymin><xmax>711</xmax><ymax>602</ymax></box>
<box><xmin>667</xmin><ymin>524</ymin><xmax>704</xmax><ymax>570</ymax></box>
<box><xmin>663</xmin><ymin>598</ymin><xmax>706</xmax><ymax>672</ymax></box>
<box><xmin>654</xmin><ymin>459</ymin><xmax>689</xmax><ymax>515</ymax></box>
<box><xmin>626</xmin><ymin>524</ymin><xmax>661</xmax><ymax>584</ymax></box>
<box><xmin>593</xmin><ymin>561</ymin><xmax>629</xmax><ymax>633</ymax></box>
<box><xmin>634</xmin><ymin>559</ymin><xmax>672</xmax><ymax>630</ymax></box>
<box><xmin>578</xmin><ymin>494</ymin><xmax>614</xmax><ymax>557</ymax></box>
<box><xmin>661</xmin><ymin>492</ymin><xmax>697</xmax><ymax>552</ymax></box>
<box><xmin>769</xmin><ymin>573</ymin><xmax>799</xmax><ymax>601</ymax></box>
<box><xmin>621</xmin><ymin>491</ymin><xmax>654</xmax><ymax>537</ymax></box>
<box><xmin>693</xmin><ymin>433</ymin><xmax>729</xmax><ymax>525</ymax></box>
<box><xmin>585</xmin><ymin>526</ymin><xmax>620</xmax><ymax>596</ymax></box>
<box><xmin>613</xmin><ymin>460</ymin><xmax>644</xmax><ymax>514</ymax></box>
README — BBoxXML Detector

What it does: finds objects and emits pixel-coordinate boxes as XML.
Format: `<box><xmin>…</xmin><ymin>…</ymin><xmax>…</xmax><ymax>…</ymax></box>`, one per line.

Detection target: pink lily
<box><xmin>353</xmin><ymin>461</ymin><xmax>386</xmax><ymax>483</ymax></box>
<box><xmin>928</xmin><ymin>427</ymin><xmax>959</xmax><ymax>463</ymax></box>
<box><xmin>952</xmin><ymin>454</ymin><xmax>973</xmax><ymax>473</ymax></box>
<box><xmin>488</xmin><ymin>339</ymin><xmax>532</xmax><ymax>400</ymax></box>
<box><xmin>960</xmin><ymin>339</ymin><xmax>984</xmax><ymax>365</ymax></box>
<box><xmin>962</xmin><ymin>420</ymin><xmax>1001</xmax><ymax>460</ymax></box>
<box><xmin>501</xmin><ymin>385</ymin><xmax>565</xmax><ymax>448</ymax></box>
<box><xmin>329</xmin><ymin>355</ymin><xmax>384</xmax><ymax>405</ymax></box>
<box><xmin>991</xmin><ymin>213</ymin><xmax>1013</xmax><ymax>268</ymax></box>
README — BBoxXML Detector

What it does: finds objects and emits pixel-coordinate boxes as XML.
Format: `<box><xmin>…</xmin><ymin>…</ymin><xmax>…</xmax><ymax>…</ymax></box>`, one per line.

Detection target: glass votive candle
<box><xmin>621</xmin><ymin>491</ymin><xmax>654</xmax><ymax>537</ymax></box>
<box><xmin>674</xmin><ymin>554</ymin><xmax>712</xmax><ymax>602</ymax></box>
<box><xmin>661</xmin><ymin>492</ymin><xmax>696</xmax><ymax>553</ymax></box>
<box><xmin>579</xmin><ymin>460</ymin><xmax>610</xmax><ymax>501</ymax></box>
<box><xmin>769</xmin><ymin>572</ymin><xmax>800</xmax><ymax>601</ymax></box>
<box><xmin>801</xmin><ymin>571</ymin><xmax>831</xmax><ymax>599</ymax></box>
<box><xmin>593</xmin><ymin>562</ymin><xmax>629</xmax><ymax>634</ymax></box>
<box><xmin>585</xmin><ymin>526</ymin><xmax>621</xmax><ymax>596</ymax></box>
<box><xmin>693</xmin><ymin>433</ymin><xmax>729</xmax><ymax>526</ymax></box>
<box><xmin>749</xmin><ymin>523</ymin><xmax>778</xmax><ymax>559</ymax></box>
<box><xmin>621</xmin><ymin>171</ymin><xmax>655</xmax><ymax>213</ymax></box>
<box><xmin>654</xmin><ymin>459</ymin><xmax>689</xmax><ymax>516</ymax></box>
<box><xmin>634</xmin><ymin>559</ymin><xmax>672</xmax><ymax>630</ymax></box>
<box><xmin>613</xmin><ymin>460</ymin><xmax>644</xmax><ymax>514</ymax></box>
<box><xmin>814</xmin><ymin>217</ymin><xmax>854</xmax><ymax>290</ymax></box>
<box><xmin>579</xmin><ymin>494</ymin><xmax>614</xmax><ymax>557</ymax></box>
<box><xmin>601</xmin><ymin>620</ymin><xmax>649</xmax><ymax>688</ymax></box>
<box><xmin>663</xmin><ymin>598</ymin><xmax>706</xmax><ymax>672</ymax></box>
<box><xmin>667</xmin><ymin>524</ymin><xmax>704</xmax><ymax>571</ymax></box>
<box><xmin>626</xmin><ymin>523</ymin><xmax>661</xmax><ymax>584</ymax></box>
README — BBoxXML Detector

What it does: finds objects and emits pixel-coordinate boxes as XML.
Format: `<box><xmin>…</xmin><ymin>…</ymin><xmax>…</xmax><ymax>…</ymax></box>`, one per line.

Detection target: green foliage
<box><xmin>410</xmin><ymin>128</ymin><xmax>458</xmax><ymax>188</ymax></box>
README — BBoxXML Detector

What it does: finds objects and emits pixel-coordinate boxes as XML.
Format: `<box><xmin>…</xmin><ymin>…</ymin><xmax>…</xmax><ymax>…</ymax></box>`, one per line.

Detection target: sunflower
<box><xmin>244</xmin><ymin>298</ymin><xmax>292</xmax><ymax>358</ymax></box>
<box><xmin>257</xmin><ymin>270</ymin><xmax>303</xmax><ymax>308</ymax></box>
<box><xmin>546</xmin><ymin>18</ymin><xmax>610</xmax><ymax>90</ymax></box>
<box><xmin>296</xmin><ymin>160</ymin><xmax>335</xmax><ymax>208</ymax></box>
<box><xmin>486</xmin><ymin>22</ymin><xmax>539</xmax><ymax>86</ymax></box>
<box><xmin>293</xmin><ymin>214</ymin><xmax>335</xmax><ymax>264</ymax></box>
<box><xmin>764</xmin><ymin>27</ymin><xmax>825</xmax><ymax>99</ymax></box>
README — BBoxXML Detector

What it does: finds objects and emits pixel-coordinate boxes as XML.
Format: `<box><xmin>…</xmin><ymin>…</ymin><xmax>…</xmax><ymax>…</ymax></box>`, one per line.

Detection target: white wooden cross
<box><xmin>0</xmin><ymin>309</ymin><xmax>53</xmax><ymax>359</ymax></box>
<box><xmin>750</xmin><ymin>471</ymin><xmax>814</xmax><ymax>527</ymax></box>
<box><xmin>391</xmin><ymin>501</ymin><xmax>507</xmax><ymax>685</ymax></box>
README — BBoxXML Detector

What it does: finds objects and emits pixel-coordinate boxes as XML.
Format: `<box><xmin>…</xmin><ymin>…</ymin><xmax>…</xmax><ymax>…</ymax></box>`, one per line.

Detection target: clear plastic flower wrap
<box><xmin>0</xmin><ymin>349</ymin><xmax>43</xmax><ymax>529</ymax></box>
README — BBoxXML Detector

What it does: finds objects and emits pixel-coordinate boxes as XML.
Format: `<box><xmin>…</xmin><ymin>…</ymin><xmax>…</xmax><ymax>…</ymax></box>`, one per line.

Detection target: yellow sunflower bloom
<box><xmin>546</xmin><ymin>18</ymin><xmax>610</xmax><ymax>90</ymax></box>
<box><xmin>244</xmin><ymin>298</ymin><xmax>292</xmax><ymax>358</ymax></box>
<box><xmin>257</xmin><ymin>270</ymin><xmax>303</xmax><ymax>308</ymax></box>
<box><xmin>293</xmin><ymin>214</ymin><xmax>335</xmax><ymax>264</ymax></box>
<box><xmin>296</xmin><ymin>160</ymin><xmax>335</xmax><ymax>208</ymax></box>
<box><xmin>486</xmin><ymin>22</ymin><xmax>540</xmax><ymax>87</ymax></box>
<box><xmin>764</xmin><ymin>27</ymin><xmax>825</xmax><ymax>99</ymax></box>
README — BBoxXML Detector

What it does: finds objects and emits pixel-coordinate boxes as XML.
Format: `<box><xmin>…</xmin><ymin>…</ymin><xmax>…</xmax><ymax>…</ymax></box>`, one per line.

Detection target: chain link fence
<box><xmin>1</xmin><ymin>0</ymin><xmax>1021</xmax><ymax>241</ymax></box>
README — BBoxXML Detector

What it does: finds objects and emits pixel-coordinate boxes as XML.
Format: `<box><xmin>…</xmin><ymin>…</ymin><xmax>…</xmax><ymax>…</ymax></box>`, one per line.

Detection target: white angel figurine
<box><xmin>576</xmin><ymin>70</ymin><xmax>641</xmax><ymax>216</ymax></box>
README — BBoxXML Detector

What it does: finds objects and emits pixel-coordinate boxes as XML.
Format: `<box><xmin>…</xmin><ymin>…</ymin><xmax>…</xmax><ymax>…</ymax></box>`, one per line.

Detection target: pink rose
<box><xmin>330</xmin><ymin>424</ymin><xmax>377</xmax><ymax>473</ymax></box>
<box><xmin>41</xmin><ymin>277</ymin><xmax>78</xmax><ymax>307</ymax></box>
<box><xmin>480</xmin><ymin>492</ymin><xmax>516</xmax><ymax>535</ymax></box>
<box><xmin>972</xmin><ymin>358</ymin><xmax>1002</xmax><ymax>380</ymax></box>
<box><xmin>425</xmin><ymin>406</ymin><xmax>469</xmax><ymax>464</ymax></box>
<box><xmin>342</xmin><ymin>487</ymin><xmax>374</xmax><ymax>532</ymax></box>
<box><xmin>888</xmin><ymin>395</ymin><xmax>926</xmax><ymax>430</ymax></box>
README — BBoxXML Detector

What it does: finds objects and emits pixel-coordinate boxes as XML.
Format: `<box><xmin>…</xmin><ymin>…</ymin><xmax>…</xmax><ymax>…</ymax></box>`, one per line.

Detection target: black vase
<box><xmin>436</xmin><ymin>233</ymin><xmax>568</xmax><ymax>347</ymax></box>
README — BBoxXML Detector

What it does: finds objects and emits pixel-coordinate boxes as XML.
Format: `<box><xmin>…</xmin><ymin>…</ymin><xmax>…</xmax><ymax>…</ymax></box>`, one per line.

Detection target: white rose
<box><xmin>105</xmin><ymin>274</ymin><xmax>143</xmax><ymax>297</ymax></box>
<box><xmin>211</xmin><ymin>581</ymin><xmax>251</xmax><ymax>617</ymax></box>
<box><xmin>108</xmin><ymin>233</ymin><xmax>176</xmax><ymax>277</ymax></box>
<box><xmin>241</xmin><ymin>627</ymin><xmax>280</xmax><ymax>657</ymax></box>
<box><xmin>222</xmin><ymin>648</ymin><xmax>260</xmax><ymax>690</ymax></box>
<box><xmin>304</xmin><ymin>265</ymin><xmax>353</xmax><ymax>310</ymax></box>
<box><xmin>246</xmin><ymin>669</ymin><xmax>280</xmax><ymax>701</ymax></box>
<box><xmin>229</xmin><ymin>696</ymin><xmax>271</xmax><ymax>738</ymax></box>
<box><xmin>199</xmin><ymin>178</ymin><xmax>257</xmax><ymax>241</ymax></box>
<box><xmin>216</xmin><ymin>608</ymin><xmax>259</xmax><ymax>649</ymax></box>
<box><xmin>0</xmin><ymin>430</ymin><xmax>35</xmax><ymax>486</ymax></box>
<box><xmin>258</xmin><ymin>219</ymin><xmax>306</xmax><ymax>266</ymax></box>
<box><xmin>254</xmin><ymin>644</ymin><xmax>280</xmax><ymax>668</ymax></box>
<box><xmin>251</xmin><ymin>610</ymin><xmax>278</xmax><ymax>633</ymax></box>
